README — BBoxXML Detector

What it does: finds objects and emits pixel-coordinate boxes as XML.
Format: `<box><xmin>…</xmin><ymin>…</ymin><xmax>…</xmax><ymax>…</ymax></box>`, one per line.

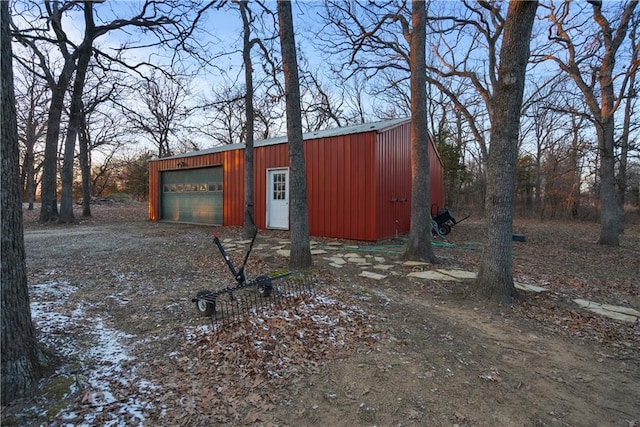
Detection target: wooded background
<box><xmin>10</xmin><ymin>0</ymin><xmax>639</xmax><ymax>221</ymax></box>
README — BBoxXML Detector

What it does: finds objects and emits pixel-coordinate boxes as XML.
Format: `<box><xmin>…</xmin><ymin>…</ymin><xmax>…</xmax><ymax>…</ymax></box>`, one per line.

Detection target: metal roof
<box><xmin>161</xmin><ymin>117</ymin><xmax>410</xmax><ymax>160</ymax></box>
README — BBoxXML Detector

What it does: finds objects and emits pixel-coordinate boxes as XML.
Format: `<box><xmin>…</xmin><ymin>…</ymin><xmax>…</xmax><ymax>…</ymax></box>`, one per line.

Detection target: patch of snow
<box><xmin>29</xmin><ymin>279</ymin><xmax>158</xmax><ymax>426</ymax></box>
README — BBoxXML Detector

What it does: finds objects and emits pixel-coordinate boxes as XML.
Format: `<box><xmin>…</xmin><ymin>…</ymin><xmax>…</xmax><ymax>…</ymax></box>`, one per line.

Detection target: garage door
<box><xmin>161</xmin><ymin>166</ymin><xmax>223</xmax><ymax>225</ymax></box>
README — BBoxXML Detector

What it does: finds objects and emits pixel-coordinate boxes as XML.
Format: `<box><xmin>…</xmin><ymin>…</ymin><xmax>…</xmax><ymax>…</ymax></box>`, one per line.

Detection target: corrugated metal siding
<box><xmin>304</xmin><ymin>134</ymin><xmax>377</xmax><ymax>241</ymax></box>
<box><xmin>374</xmin><ymin>123</ymin><xmax>445</xmax><ymax>240</ymax></box>
<box><xmin>148</xmin><ymin>121</ymin><xmax>444</xmax><ymax>242</ymax></box>
<box><xmin>148</xmin><ymin>150</ymin><xmax>245</xmax><ymax>226</ymax></box>
<box><xmin>375</xmin><ymin>123</ymin><xmax>413</xmax><ymax>240</ymax></box>
<box><xmin>252</xmin><ymin>134</ymin><xmax>377</xmax><ymax>240</ymax></box>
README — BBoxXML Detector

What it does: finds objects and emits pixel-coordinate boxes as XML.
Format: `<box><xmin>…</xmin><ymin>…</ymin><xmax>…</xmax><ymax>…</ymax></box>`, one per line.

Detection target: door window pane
<box><xmin>273</xmin><ymin>173</ymin><xmax>286</xmax><ymax>200</ymax></box>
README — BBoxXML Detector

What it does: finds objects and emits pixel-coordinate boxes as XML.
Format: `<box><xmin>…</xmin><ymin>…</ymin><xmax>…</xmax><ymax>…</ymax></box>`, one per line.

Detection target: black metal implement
<box><xmin>191</xmin><ymin>211</ymin><xmax>313</xmax><ymax>324</ymax></box>
<box><xmin>196</xmin><ymin>276</ymin><xmax>315</xmax><ymax>328</ymax></box>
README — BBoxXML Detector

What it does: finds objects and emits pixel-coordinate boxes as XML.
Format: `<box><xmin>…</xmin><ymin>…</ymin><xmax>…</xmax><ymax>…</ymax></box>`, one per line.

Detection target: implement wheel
<box><xmin>254</xmin><ymin>276</ymin><xmax>273</xmax><ymax>297</ymax></box>
<box><xmin>439</xmin><ymin>223</ymin><xmax>452</xmax><ymax>236</ymax></box>
<box><xmin>195</xmin><ymin>290</ymin><xmax>216</xmax><ymax>317</ymax></box>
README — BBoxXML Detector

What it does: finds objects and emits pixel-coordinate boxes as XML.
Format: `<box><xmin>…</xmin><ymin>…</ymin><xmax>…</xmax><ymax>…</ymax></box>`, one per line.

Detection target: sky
<box><xmin>10</xmin><ymin>0</ymin><xmax>639</xmax><ymax>164</ymax></box>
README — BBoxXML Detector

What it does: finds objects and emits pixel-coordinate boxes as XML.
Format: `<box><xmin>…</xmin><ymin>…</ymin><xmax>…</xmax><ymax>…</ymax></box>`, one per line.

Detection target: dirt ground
<box><xmin>2</xmin><ymin>202</ymin><xmax>639</xmax><ymax>426</ymax></box>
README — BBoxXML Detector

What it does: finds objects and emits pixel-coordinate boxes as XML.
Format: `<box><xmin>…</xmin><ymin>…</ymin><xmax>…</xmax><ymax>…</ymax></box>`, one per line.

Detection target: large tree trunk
<box><xmin>58</xmin><ymin>123</ymin><xmax>78</xmax><ymax>223</ymax></box>
<box><xmin>58</xmin><ymin>55</ymin><xmax>90</xmax><ymax>223</ymax></box>
<box><xmin>38</xmin><ymin>87</ymin><xmax>66</xmax><ymax>223</ymax></box>
<box><xmin>597</xmin><ymin>118</ymin><xmax>619</xmax><ymax>245</ymax></box>
<box><xmin>403</xmin><ymin>0</ymin><xmax>436</xmax><ymax>262</ymax></box>
<box><xmin>1</xmin><ymin>1</ymin><xmax>45</xmax><ymax>403</ymax></box>
<box><xmin>476</xmin><ymin>0</ymin><xmax>538</xmax><ymax>304</ymax></box>
<box><xmin>39</xmin><ymin>53</ymin><xmax>76</xmax><ymax>223</ymax></box>
<box><xmin>277</xmin><ymin>0</ymin><xmax>312</xmax><ymax>270</ymax></box>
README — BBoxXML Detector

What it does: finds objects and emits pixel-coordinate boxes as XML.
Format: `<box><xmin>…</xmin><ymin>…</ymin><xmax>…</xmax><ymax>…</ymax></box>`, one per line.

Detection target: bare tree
<box><xmin>476</xmin><ymin>0</ymin><xmax>538</xmax><ymax>304</ymax></box>
<box><xmin>402</xmin><ymin>0</ymin><xmax>436</xmax><ymax>262</ymax></box>
<box><xmin>616</xmin><ymin>11</ymin><xmax>639</xmax><ymax>227</ymax></box>
<box><xmin>319</xmin><ymin>0</ymin><xmax>436</xmax><ymax>261</ymax></box>
<box><xmin>299</xmin><ymin>67</ymin><xmax>346</xmax><ymax>131</ymax></box>
<box><xmin>342</xmin><ymin>74</ymin><xmax>370</xmax><ymax>124</ymax></box>
<box><xmin>121</xmin><ymin>73</ymin><xmax>193</xmax><ymax>158</ymax></box>
<box><xmin>318</xmin><ymin>0</ymin><xmax>415</xmax><ymax>125</ymax></box>
<box><xmin>58</xmin><ymin>1</ymin><xmax>96</xmax><ymax>223</ymax></box>
<box><xmin>11</xmin><ymin>1</ymin><xmax>78</xmax><ymax>222</ymax></box>
<box><xmin>14</xmin><ymin>55</ymin><xmax>48</xmax><ymax>210</ymax></box>
<box><xmin>519</xmin><ymin>76</ymin><xmax>590</xmax><ymax>218</ymax></box>
<box><xmin>277</xmin><ymin>0</ymin><xmax>312</xmax><ymax>269</ymax></box>
<box><xmin>237</xmin><ymin>0</ymin><xmax>279</xmax><ymax>238</ymax></box>
<box><xmin>76</xmin><ymin>67</ymin><xmax>120</xmax><ymax>216</ymax></box>
<box><xmin>540</xmin><ymin>0</ymin><xmax>638</xmax><ymax>245</ymax></box>
<box><xmin>198</xmin><ymin>76</ymin><xmax>282</xmax><ymax>146</ymax></box>
<box><xmin>425</xmin><ymin>1</ymin><xmax>507</xmax><ymax>190</ymax></box>
<box><xmin>1</xmin><ymin>0</ymin><xmax>45</xmax><ymax>403</ymax></box>
<box><xmin>11</xmin><ymin>0</ymin><xmax>202</xmax><ymax>222</ymax></box>
<box><xmin>81</xmin><ymin>92</ymin><xmax>130</xmax><ymax>201</ymax></box>
<box><xmin>218</xmin><ymin>0</ymin><xmax>286</xmax><ymax>241</ymax></box>
<box><xmin>201</xmin><ymin>82</ymin><xmax>247</xmax><ymax>145</ymax></box>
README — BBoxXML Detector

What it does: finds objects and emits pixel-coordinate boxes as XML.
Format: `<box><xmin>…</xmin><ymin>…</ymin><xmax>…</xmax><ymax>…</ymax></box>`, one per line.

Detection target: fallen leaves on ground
<box><xmin>159</xmin><ymin>286</ymin><xmax>380</xmax><ymax>424</ymax></box>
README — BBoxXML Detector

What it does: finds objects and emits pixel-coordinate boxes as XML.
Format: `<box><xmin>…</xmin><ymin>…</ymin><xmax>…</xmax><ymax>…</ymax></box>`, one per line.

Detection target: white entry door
<box><xmin>266</xmin><ymin>168</ymin><xmax>289</xmax><ymax>229</ymax></box>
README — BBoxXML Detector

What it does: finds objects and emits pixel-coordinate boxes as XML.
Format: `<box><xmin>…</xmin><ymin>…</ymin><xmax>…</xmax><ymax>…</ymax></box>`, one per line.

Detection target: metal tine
<box><xmin>268</xmin><ymin>289</ymin><xmax>276</xmax><ymax>311</ymax></box>
<box><xmin>206</xmin><ymin>276</ymin><xmax>316</xmax><ymax>331</ymax></box>
<box><xmin>242</xmin><ymin>293</ymin><xmax>251</xmax><ymax>320</ymax></box>
<box><xmin>231</xmin><ymin>297</ymin><xmax>238</xmax><ymax>324</ymax></box>
<box><xmin>227</xmin><ymin>298</ymin><xmax>235</xmax><ymax>324</ymax></box>
<box><xmin>214</xmin><ymin>301</ymin><xmax>222</xmax><ymax>330</ymax></box>
<box><xmin>238</xmin><ymin>295</ymin><xmax>245</xmax><ymax>322</ymax></box>
<box><xmin>211</xmin><ymin>300</ymin><xmax>218</xmax><ymax>330</ymax></box>
<box><xmin>237</xmin><ymin>295</ymin><xmax>244</xmax><ymax>323</ymax></box>
<box><xmin>249</xmin><ymin>292</ymin><xmax>257</xmax><ymax>317</ymax></box>
<box><xmin>226</xmin><ymin>301</ymin><xmax>234</xmax><ymax>328</ymax></box>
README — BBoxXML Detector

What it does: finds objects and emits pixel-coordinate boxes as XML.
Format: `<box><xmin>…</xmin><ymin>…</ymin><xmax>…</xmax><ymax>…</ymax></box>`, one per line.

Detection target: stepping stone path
<box><xmin>267</xmin><ymin>237</ymin><xmax>639</xmax><ymax>323</ymax></box>
<box><xmin>408</xmin><ymin>269</ymin><xmax>478</xmax><ymax>281</ymax></box>
<box><xmin>359</xmin><ymin>271</ymin><xmax>387</xmax><ymax>281</ymax></box>
<box><xmin>276</xmin><ymin>249</ymin><xmax>290</xmax><ymax>257</ymax></box>
<box><xmin>573</xmin><ymin>299</ymin><xmax>640</xmax><ymax>323</ymax></box>
<box><xmin>514</xmin><ymin>282</ymin><xmax>548</xmax><ymax>293</ymax></box>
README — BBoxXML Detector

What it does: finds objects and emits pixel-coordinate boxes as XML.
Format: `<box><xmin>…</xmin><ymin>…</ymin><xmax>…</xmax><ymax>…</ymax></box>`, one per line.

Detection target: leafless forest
<box><xmin>11</xmin><ymin>1</ymin><xmax>639</xmax><ymax>223</ymax></box>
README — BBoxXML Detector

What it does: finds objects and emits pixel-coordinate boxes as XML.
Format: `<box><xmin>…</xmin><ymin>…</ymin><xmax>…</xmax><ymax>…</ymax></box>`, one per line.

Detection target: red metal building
<box><xmin>148</xmin><ymin>118</ymin><xmax>444</xmax><ymax>241</ymax></box>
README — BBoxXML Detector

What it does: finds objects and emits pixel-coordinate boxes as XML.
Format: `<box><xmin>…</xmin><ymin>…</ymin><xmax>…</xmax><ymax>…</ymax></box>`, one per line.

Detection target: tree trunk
<box><xmin>568</xmin><ymin>133</ymin><xmax>581</xmax><ymax>219</ymax></box>
<box><xmin>2</xmin><ymin>1</ymin><xmax>45</xmax><ymax>403</ymax></box>
<box><xmin>39</xmin><ymin>47</ymin><xmax>77</xmax><ymax>223</ymax></box>
<box><xmin>24</xmin><ymin>144</ymin><xmax>36</xmax><ymax>210</ymax></box>
<box><xmin>240</xmin><ymin>0</ymin><xmax>256</xmax><ymax>239</ymax></box>
<box><xmin>58</xmin><ymin>127</ymin><xmax>78</xmax><ymax>223</ymax></box>
<box><xmin>59</xmin><ymin>4</ymin><xmax>94</xmax><ymax>223</ymax></box>
<box><xmin>403</xmin><ymin>0</ymin><xmax>436</xmax><ymax>262</ymax></box>
<box><xmin>615</xmin><ymin>64</ymin><xmax>634</xmax><ymax>233</ymax></box>
<box><xmin>476</xmin><ymin>0</ymin><xmax>538</xmax><ymax>304</ymax></box>
<box><xmin>597</xmin><ymin>118</ymin><xmax>619</xmax><ymax>245</ymax></box>
<box><xmin>79</xmin><ymin>110</ymin><xmax>92</xmax><ymax>217</ymax></box>
<box><xmin>277</xmin><ymin>0</ymin><xmax>312</xmax><ymax>270</ymax></box>
<box><xmin>38</xmin><ymin>87</ymin><xmax>65</xmax><ymax>222</ymax></box>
